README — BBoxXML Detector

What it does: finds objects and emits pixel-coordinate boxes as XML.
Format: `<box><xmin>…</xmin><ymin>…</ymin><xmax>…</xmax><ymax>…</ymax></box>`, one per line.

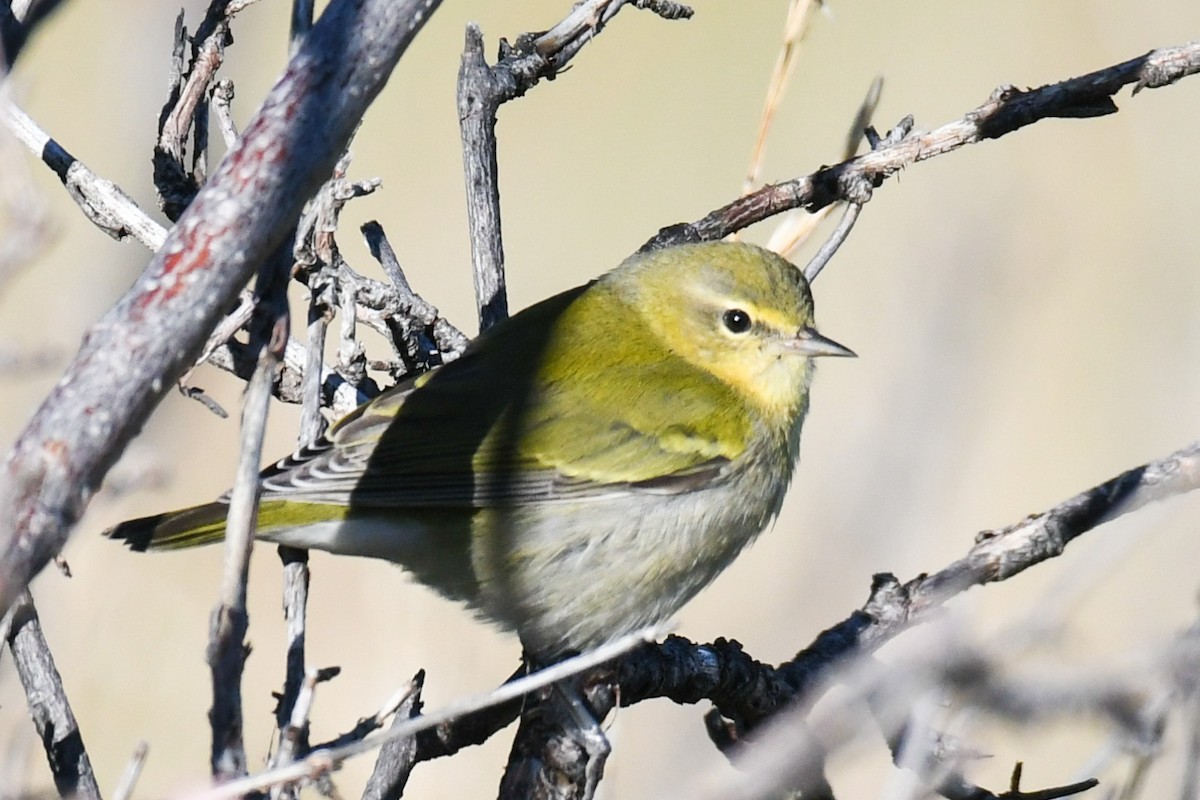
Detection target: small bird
<box><xmin>108</xmin><ymin>241</ymin><xmax>852</xmax><ymax>659</ymax></box>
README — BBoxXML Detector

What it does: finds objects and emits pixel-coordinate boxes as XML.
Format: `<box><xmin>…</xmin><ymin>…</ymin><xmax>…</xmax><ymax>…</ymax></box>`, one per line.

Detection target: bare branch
<box><xmin>269</xmin><ymin>668</ymin><xmax>319</xmax><ymax>800</ymax></box>
<box><xmin>208</xmin><ymin>244</ymin><xmax>290</xmax><ymax>781</ymax></box>
<box><xmin>155</xmin><ymin>1</ymin><xmax>264</xmax><ymax>219</ymax></box>
<box><xmin>361</xmin><ymin>221</ymin><xmax>468</xmax><ymax>367</ymax></box>
<box><xmin>189</xmin><ymin>627</ymin><xmax>661</xmax><ymax>800</ymax></box>
<box><xmin>2</xmin><ymin>591</ymin><xmax>100</xmax><ymax>800</ymax></box>
<box><xmin>1</xmin><ymin>102</ymin><xmax>167</xmax><ymax>249</ymax></box>
<box><xmin>0</xmin><ymin>0</ymin><xmax>446</xmax><ymax>617</ymax></box>
<box><xmin>646</xmin><ymin>39</ymin><xmax>1200</xmax><ymax>249</ymax></box>
<box><xmin>742</xmin><ymin>0</ymin><xmax>823</xmax><ymax>194</ymax></box>
<box><xmin>457</xmin><ymin>0</ymin><xmax>691</xmax><ymax>331</ymax></box>
<box><xmin>361</xmin><ymin>673</ymin><xmax>424</xmax><ymax>800</ymax></box>
<box><xmin>111</xmin><ymin>741</ymin><xmax>149</xmax><ymax>800</ymax></box>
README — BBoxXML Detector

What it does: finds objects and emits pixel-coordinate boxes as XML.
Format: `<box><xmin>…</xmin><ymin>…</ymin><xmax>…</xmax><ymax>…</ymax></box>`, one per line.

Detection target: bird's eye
<box><xmin>722</xmin><ymin>308</ymin><xmax>752</xmax><ymax>334</ymax></box>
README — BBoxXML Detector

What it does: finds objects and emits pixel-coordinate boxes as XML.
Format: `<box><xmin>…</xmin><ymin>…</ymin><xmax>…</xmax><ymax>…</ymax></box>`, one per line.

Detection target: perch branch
<box><xmin>379</xmin><ymin>438</ymin><xmax>1200</xmax><ymax>793</ymax></box>
<box><xmin>184</xmin><ymin>627</ymin><xmax>660</xmax><ymax>800</ymax></box>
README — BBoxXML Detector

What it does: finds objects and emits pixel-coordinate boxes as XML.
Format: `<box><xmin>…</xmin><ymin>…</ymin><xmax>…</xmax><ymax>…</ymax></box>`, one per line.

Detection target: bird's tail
<box><xmin>108</xmin><ymin>503</ymin><xmax>231</xmax><ymax>554</ymax></box>
<box><xmin>107</xmin><ymin>500</ymin><xmax>352</xmax><ymax>551</ymax></box>
<box><xmin>105</xmin><ymin>502</ymin><xmax>232</xmax><ymax>551</ymax></box>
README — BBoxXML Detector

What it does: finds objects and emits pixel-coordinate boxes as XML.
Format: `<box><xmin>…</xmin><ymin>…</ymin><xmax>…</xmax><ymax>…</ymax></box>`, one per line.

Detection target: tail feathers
<box><xmin>105</xmin><ymin>502</ymin><xmax>230</xmax><ymax>551</ymax></box>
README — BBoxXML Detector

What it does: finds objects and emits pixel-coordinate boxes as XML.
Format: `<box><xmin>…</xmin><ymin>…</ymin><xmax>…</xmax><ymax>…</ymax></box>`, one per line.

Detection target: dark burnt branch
<box><xmin>154</xmin><ymin>2</ymin><xmax>264</xmax><ymax>220</ymax></box>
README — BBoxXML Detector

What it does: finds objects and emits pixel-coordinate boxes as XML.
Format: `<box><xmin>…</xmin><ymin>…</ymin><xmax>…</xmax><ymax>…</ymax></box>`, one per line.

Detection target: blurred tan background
<box><xmin>1</xmin><ymin>1</ymin><xmax>1199</xmax><ymax>797</ymax></box>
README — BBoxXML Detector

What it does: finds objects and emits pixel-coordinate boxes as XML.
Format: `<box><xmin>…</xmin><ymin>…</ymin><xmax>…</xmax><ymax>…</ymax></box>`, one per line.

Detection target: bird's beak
<box><xmin>793</xmin><ymin>327</ymin><xmax>856</xmax><ymax>358</ymax></box>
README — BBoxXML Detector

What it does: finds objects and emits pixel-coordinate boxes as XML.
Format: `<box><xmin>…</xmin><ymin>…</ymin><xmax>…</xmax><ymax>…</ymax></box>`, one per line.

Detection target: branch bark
<box><xmin>2</xmin><ymin>591</ymin><xmax>101</xmax><ymax>800</ymax></box>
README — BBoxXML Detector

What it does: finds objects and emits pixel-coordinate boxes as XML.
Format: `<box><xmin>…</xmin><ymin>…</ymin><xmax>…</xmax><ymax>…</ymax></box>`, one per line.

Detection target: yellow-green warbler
<box><xmin>108</xmin><ymin>241</ymin><xmax>852</xmax><ymax>659</ymax></box>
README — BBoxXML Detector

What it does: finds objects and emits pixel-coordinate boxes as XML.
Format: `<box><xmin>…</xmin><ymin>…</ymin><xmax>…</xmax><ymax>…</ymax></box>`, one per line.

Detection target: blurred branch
<box><xmin>646</xmin><ymin>39</ymin><xmax>1200</xmax><ymax>249</ymax></box>
<box><xmin>111</xmin><ymin>741</ymin><xmax>149</xmax><ymax>800</ymax></box>
<box><xmin>0</xmin><ymin>0</ymin><xmax>68</xmax><ymax>69</ymax></box>
<box><xmin>0</xmin><ymin>104</ymin><xmax>50</xmax><ymax>294</ymax></box>
<box><xmin>457</xmin><ymin>0</ymin><xmax>692</xmax><ymax>331</ymax></box>
<box><xmin>290</xmin><ymin>0</ymin><xmax>314</xmax><ymax>50</ymax></box>
<box><xmin>1</xmin><ymin>591</ymin><xmax>101</xmax><ymax>800</ymax></box>
<box><xmin>742</xmin><ymin>0</ymin><xmax>824</xmax><ymax>195</ymax></box>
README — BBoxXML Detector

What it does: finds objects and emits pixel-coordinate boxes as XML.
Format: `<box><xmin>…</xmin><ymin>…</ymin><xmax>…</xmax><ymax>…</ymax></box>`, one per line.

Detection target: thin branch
<box><xmin>0</xmin><ymin>0</ymin><xmax>447</xmax><ymax>617</ymax></box>
<box><xmin>742</xmin><ymin>0</ymin><xmax>824</xmax><ymax>194</ymax></box>
<box><xmin>111</xmin><ymin>741</ymin><xmax>149</xmax><ymax>800</ymax></box>
<box><xmin>361</xmin><ymin>673</ymin><xmax>425</xmax><ymax>800</ymax></box>
<box><xmin>210</xmin><ymin>79</ymin><xmax>238</xmax><ymax>147</ymax></box>
<box><xmin>1</xmin><ymin>102</ymin><xmax>167</xmax><ymax>249</ymax></box>
<box><xmin>361</xmin><ymin>221</ymin><xmax>468</xmax><ymax>367</ymax></box>
<box><xmin>269</xmin><ymin>668</ymin><xmax>319</xmax><ymax>800</ymax></box>
<box><xmin>646</xmin><ymin>39</ymin><xmax>1200</xmax><ymax>249</ymax></box>
<box><xmin>600</xmin><ymin>440</ymin><xmax>1200</xmax><ymax>732</ymax></box>
<box><xmin>457</xmin><ymin>0</ymin><xmax>691</xmax><ymax>331</ymax></box>
<box><xmin>0</xmin><ymin>96</ymin><xmax>49</xmax><ymax>292</ymax></box>
<box><xmin>185</xmin><ymin>627</ymin><xmax>662</xmax><ymax>800</ymax></box>
<box><xmin>208</xmin><ymin>244</ymin><xmax>290</xmax><ymax>781</ymax></box>
<box><xmin>273</xmin><ymin>544</ymin><xmax>311</xmax><ymax>777</ymax></box>
<box><xmin>2</xmin><ymin>591</ymin><xmax>101</xmax><ymax>800</ymax></box>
